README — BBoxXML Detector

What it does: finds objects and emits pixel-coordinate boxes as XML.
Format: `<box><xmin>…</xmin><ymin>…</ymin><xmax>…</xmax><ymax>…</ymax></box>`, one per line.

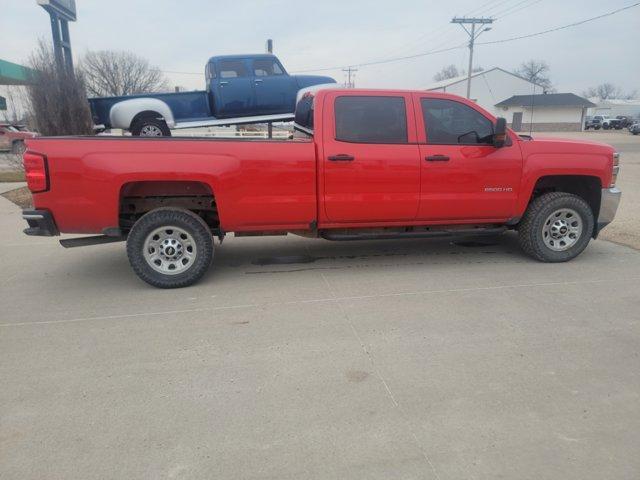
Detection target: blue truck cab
<box><xmin>88</xmin><ymin>54</ymin><xmax>335</xmax><ymax>136</ymax></box>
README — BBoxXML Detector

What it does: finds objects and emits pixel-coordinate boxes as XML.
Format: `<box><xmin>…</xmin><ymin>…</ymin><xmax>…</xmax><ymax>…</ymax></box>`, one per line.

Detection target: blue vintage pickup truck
<box><xmin>88</xmin><ymin>54</ymin><xmax>335</xmax><ymax>136</ymax></box>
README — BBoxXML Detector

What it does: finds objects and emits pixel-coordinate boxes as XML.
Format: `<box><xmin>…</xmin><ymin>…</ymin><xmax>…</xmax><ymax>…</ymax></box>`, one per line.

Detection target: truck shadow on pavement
<box><xmin>54</xmin><ymin>230</ymin><xmax>612</xmax><ymax>290</ymax></box>
<box><xmin>219</xmin><ymin>232</ymin><xmax>529</xmax><ymax>277</ymax></box>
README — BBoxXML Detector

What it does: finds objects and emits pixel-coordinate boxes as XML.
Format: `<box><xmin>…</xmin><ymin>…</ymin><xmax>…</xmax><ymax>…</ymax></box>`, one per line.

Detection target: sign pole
<box><xmin>37</xmin><ymin>0</ymin><xmax>77</xmax><ymax>74</ymax></box>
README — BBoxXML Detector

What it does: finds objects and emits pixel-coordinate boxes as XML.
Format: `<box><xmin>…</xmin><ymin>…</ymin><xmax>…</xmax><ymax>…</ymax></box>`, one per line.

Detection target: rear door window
<box><xmin>421</xmin><ymin>98</ymin><xmax>493</xmax><ymax>145</ymax></box>
<box><xmin>218</xmin><ymin>60</ymin><xmax>248</xmax><ymax>79</ymax></box>
<box><xmin>334</xmin><ymin>96</ymin><xmax>407</xmax><ymax>144</ymax></box>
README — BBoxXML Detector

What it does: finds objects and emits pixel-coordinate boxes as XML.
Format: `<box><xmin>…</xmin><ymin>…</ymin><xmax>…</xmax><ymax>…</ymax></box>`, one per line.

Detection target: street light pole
<box><xmin>451</xmin><ymin>17</ymin><xmax>493</xmax><ymax>99</ymax></box>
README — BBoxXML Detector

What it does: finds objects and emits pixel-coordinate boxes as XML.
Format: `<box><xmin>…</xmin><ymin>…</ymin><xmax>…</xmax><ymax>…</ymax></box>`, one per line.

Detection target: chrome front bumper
<box><xmin>596</xmin><ymin>187</ymin><xmax>621</xmax><ymax>236</ymax></box>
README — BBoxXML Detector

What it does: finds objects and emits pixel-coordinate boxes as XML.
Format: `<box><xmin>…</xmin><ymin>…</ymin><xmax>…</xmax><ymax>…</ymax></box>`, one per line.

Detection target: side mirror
<box><xmin>493</xmin><ymin>117</ymin><xmax>507</xmax><ymax>148</ymax></box>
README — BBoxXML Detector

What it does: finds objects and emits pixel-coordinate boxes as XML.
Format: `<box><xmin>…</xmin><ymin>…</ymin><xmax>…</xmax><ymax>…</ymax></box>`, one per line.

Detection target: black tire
<box><xmin>518</xmin><ymin>192</ymin><xmax>594</xmax><ymax>263</ymax></box>
<box><xmin>126</xmin><ymin>208</ymin><xmax>213</xmax><ymax>288</ymax></box>
<box><xmin>11</xmin><ymin>140</ymin><xmax>25</xmax><ymax>154</ymax></box>
<box><xmin>130</xmin><ymin>117</ymin><xmax>171</xmax><ymax>137</ymax></box>
<box><xmin>594</xmin><ymin>126</ymin><xmax>601</xmax><ymax>130</ymax></box>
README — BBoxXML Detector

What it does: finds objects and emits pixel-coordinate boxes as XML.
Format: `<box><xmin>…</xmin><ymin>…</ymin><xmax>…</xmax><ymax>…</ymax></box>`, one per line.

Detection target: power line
<box><xmin>493</xmin><ymin>0</ymin><xmax>545</xmax><ymax>19</ymax></box>
<box><xmin>490</xmin><ymin>0</ymin><xmax>537</xmax><ymax>18</ymax></box>
<box><xmin>291</xmin><ymin>2</ymin><xmax>639</xmax><ymax>74</ymax></box>
<box><xmin>155</xmin><ymin>0</ymin><xmax>537</xmax><ymax>77</ymax></box>
<box><xmin>478</xmin><ymin>2</ymin><xmax>640</xmax><ymax>45</ymax></box>
<box><xmin>159</xmin><ymin>3</ymin><xmax>640</xmax><ymax>77</ymax></box>
<box><xmin>289</xmin><ymin>43</ymin><xmax>467</xmax><ymax>73</ymax></box>
<box><xmin>361</xmin><ymin>0</ymin><xmax>522</xmax><ymax>66</ymax></box>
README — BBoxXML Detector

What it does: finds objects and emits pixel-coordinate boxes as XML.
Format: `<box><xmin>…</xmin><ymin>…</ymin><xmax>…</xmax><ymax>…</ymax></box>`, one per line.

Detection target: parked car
<box><xmin>593</xmin><ymin>115</ymin><xmax>621</xmax><ymax>130</ymax></box>
<box><xmin>0</xmin><ymin>123</ymin><xmax>37</xmax><ymax>154</ymax></box>
<box><xmin>88</xmin><ymin>54</ymin><xmax>336</xmax><ymax>136</ymax></box>
<box><xmin>584</xmin><ymin>116</ymin><xmax>600</xmax><ymax>130</ymax></box>
<box><xmin>616</xmin><ymin>115</ymin><xmax>634</xmax><ymax>129</ymax></box>
<box><xmin>630</xmin><ymin>122</ymin><xmax>640</xmax><ymax>135</ymax></box>
<box><xmin>22</xmin><ymin>89</ymin><xmax>621</xmax><ymax>288</ymax></box>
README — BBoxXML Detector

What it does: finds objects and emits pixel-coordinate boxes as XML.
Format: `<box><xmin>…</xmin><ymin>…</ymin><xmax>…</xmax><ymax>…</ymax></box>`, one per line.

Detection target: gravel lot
<box><xmin>1</xmin><ymin>130</ymin><xmax>639</xmax><ymax>479</ymax></box>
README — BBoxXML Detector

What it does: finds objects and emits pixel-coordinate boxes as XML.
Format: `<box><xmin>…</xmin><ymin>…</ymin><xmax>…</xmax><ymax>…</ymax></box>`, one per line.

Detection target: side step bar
<box><xmin>320</xmin><ymin>227</ymin><xmax>506</xmax><ymax>242</ymax></box>
<box><xmin>60</xmin><ymin>235</ymin><xmax>126</xmax><ymax>248</ymax></box>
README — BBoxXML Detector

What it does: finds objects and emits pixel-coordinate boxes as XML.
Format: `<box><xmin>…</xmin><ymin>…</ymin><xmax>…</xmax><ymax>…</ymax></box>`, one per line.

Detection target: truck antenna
<box><xmin>529</xmin><ymin>83</ymin><xmax>535</xmax><ymax>136</ymax></box>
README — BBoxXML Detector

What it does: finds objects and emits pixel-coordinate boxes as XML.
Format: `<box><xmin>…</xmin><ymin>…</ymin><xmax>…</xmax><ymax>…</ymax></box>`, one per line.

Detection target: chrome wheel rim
<box><xmin>140</xmin><ymin>124</ymin><xmax>163</xmax><ymax>136</ymax></box>
<box><xmin>542</xmin><ymin>208</ymin><xmax>583</xmax><ymax>251</ymax></box>
<box><xmin>143</xmin><ymin>226</ymin><xmax>197</xmax><ymax>275</ymax></box>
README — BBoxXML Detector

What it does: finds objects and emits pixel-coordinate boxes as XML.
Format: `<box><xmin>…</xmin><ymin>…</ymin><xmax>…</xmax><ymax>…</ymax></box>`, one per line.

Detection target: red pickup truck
<box><xmin>21</xmin><ymin>89</ymin><xmax>621</xmax><ymax>288</ymax></box>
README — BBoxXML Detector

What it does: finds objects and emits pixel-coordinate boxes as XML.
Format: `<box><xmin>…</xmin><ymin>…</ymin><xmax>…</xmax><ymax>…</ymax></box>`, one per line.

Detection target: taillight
<box><xmin>23</xmin><ymin>152</ymin><xmax>49</xmax><ymax>193</ymax></box>
<box><xmin>611</xmin><ymin>152</ymin><xmax>620</xmax><ymax>187</ymax></box>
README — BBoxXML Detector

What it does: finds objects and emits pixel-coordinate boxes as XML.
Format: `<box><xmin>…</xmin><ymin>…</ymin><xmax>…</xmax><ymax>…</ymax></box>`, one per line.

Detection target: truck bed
<box><xmin>89</xmin><ymin>91</ymin><xmax>211</xmax><ymax>128</ymax></box>
<box><xmin>26</xmin><ymin>136</ymin><xmax>317</xmax><ymax>234</ymax></box>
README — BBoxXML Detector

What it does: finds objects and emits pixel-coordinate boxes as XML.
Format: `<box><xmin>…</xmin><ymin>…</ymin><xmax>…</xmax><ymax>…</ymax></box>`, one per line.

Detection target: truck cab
<box><xmin>206</xmin><ymin>55</ymin><xmax>296</xmax><ymax>117</ymax></box>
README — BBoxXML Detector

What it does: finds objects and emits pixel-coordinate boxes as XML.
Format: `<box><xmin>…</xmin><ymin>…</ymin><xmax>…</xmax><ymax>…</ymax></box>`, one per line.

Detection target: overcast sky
<box><xmin>2</xmin><ymin>0</ymin><xmax>639</xmax><ymax>95</ymax></box>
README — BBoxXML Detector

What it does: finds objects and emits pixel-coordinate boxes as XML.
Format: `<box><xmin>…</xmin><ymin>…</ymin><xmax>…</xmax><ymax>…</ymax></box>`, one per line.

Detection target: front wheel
<box><xmin>518</xmin><ymin>192</ymin><xmax>594</xmax><ymax>262</ymax></box>
<box><xmin>126</xmin><ymin>208</ymin><xmax>213</xmax><ymax>288</ymax></box>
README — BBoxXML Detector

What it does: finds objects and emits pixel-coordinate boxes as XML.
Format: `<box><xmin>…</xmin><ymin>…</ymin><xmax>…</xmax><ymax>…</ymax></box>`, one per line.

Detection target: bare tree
<box><xmin>434</xmin><ymin>65</ymin><xmax>460</xmax><ymax>82</ymax></box>
<box><xmin>515</xmin><ymin>60</ymin><xmax>552</xmax><ymax>91</ymax></box>
<box><xmin>433</xmin><ymin>65</ymin><xmax>483</xmax><ymax>82</ymax></box>
<box><xmin>79</xmin><ymin>50</ymin><xmax>169</xmax><ymax>97</ymax></box>
<box><xmin>583</xmin><ymin>83</ymin><xmax>637</xmax><ymax>100</ymax></box>
<box><xmin>24</xmin><ymin>40</ymin><xmax>93</xmax><ymax>136</ymax></box>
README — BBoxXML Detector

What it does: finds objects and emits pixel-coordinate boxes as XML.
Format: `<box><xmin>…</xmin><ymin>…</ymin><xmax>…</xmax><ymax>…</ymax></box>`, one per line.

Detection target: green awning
<box><xmin>0</xmin><ymin>59</ymin><xmax>36</xmax><ymax>85</ymax></box>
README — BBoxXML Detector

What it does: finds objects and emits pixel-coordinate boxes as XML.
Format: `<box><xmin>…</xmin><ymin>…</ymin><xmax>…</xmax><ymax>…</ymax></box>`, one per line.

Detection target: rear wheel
<box><xmin>518</xmin><ymin>192</ymin><xmax>594</xmax><ymax>262</ymax></box>
<box><xmin>131</xmin><ymin>117</ymin><xmax>171</xmax><ymax>137</ymax></box>
<box><xmin>126</xmin><ymin>208</ymin><xmax>213</xmax><ymax>288</ymax></box>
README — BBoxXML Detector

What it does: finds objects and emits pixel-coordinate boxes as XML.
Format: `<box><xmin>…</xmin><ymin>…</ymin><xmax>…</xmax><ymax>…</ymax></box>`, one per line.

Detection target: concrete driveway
<box><xmin>1</xmin><ymin>192</ymin><xmax>640</xmax><ymax>479</ymax></box>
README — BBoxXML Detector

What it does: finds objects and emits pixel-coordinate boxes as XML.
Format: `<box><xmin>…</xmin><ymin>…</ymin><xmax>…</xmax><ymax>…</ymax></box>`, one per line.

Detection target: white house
<box><xmin>495</xmin><ymin>93</ymin><xmax>595</xmax><ymax>132</ymax></box>
<box><xmin>426</xmin><ymin>67</ymin><xmax>543</xmax><ymax>116</ymax></box>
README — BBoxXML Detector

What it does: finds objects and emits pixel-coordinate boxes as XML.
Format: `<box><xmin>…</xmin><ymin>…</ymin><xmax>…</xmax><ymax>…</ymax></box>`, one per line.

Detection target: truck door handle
<box><xmin>328</xmin><ymin>154</ymin><xmax>355</xmax><ymax>162</ymax></box>
<box><xmin>254</xmin><ymin>79</ymin><xmax>263</xmax><ymax>83</ymax></box>
<box><xmin>425</xmin><ymin>155</ymin><xmax>450</xmax><ymax>162</ymax></box>
<box><xmin>219</xmin><ymin>81</ymin><xmax>229</xmax><ymax>86</ymax></box>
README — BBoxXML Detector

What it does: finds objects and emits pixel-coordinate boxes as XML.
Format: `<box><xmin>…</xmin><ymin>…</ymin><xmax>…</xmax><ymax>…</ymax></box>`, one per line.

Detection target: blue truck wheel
<box><xmin>131</xmin><ymin>117</ymin><xmax>171</xmax><ymax>137</ymax></box>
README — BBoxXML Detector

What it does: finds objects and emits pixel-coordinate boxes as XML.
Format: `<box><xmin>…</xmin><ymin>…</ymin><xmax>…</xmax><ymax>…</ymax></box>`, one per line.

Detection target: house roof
<box><xmin>495</xmin><ymin>93</ymin><xmax>595</xmax><ymax>108</ymax></box>
<box><xmin>425</xmin><ymin>67</ymin><xmax>543</xmax><ymax>90</ymax></box>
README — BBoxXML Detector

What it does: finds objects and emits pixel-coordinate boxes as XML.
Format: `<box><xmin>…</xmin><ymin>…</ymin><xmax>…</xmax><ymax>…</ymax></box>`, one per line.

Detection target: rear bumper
<box><xmin>22</xmin><ymin>209</ymin><xmax>59</xmax><ymax>236</ymax></box>
<box><xmin>595</xmin><ymin>187</ymin><xmax>621</xmax><ymax>236</ymax></box>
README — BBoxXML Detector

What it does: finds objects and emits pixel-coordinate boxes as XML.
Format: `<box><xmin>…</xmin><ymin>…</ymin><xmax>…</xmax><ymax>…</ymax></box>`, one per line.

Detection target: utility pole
<box><xmin>451</xmin><ymin>17</ymin><xmax>493</xmax><ymax>99</ymax></box>
<box><xmin>342</xmin><ymin>67</ymin><xmax>357</xmax><ymax>88</ymax></box>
